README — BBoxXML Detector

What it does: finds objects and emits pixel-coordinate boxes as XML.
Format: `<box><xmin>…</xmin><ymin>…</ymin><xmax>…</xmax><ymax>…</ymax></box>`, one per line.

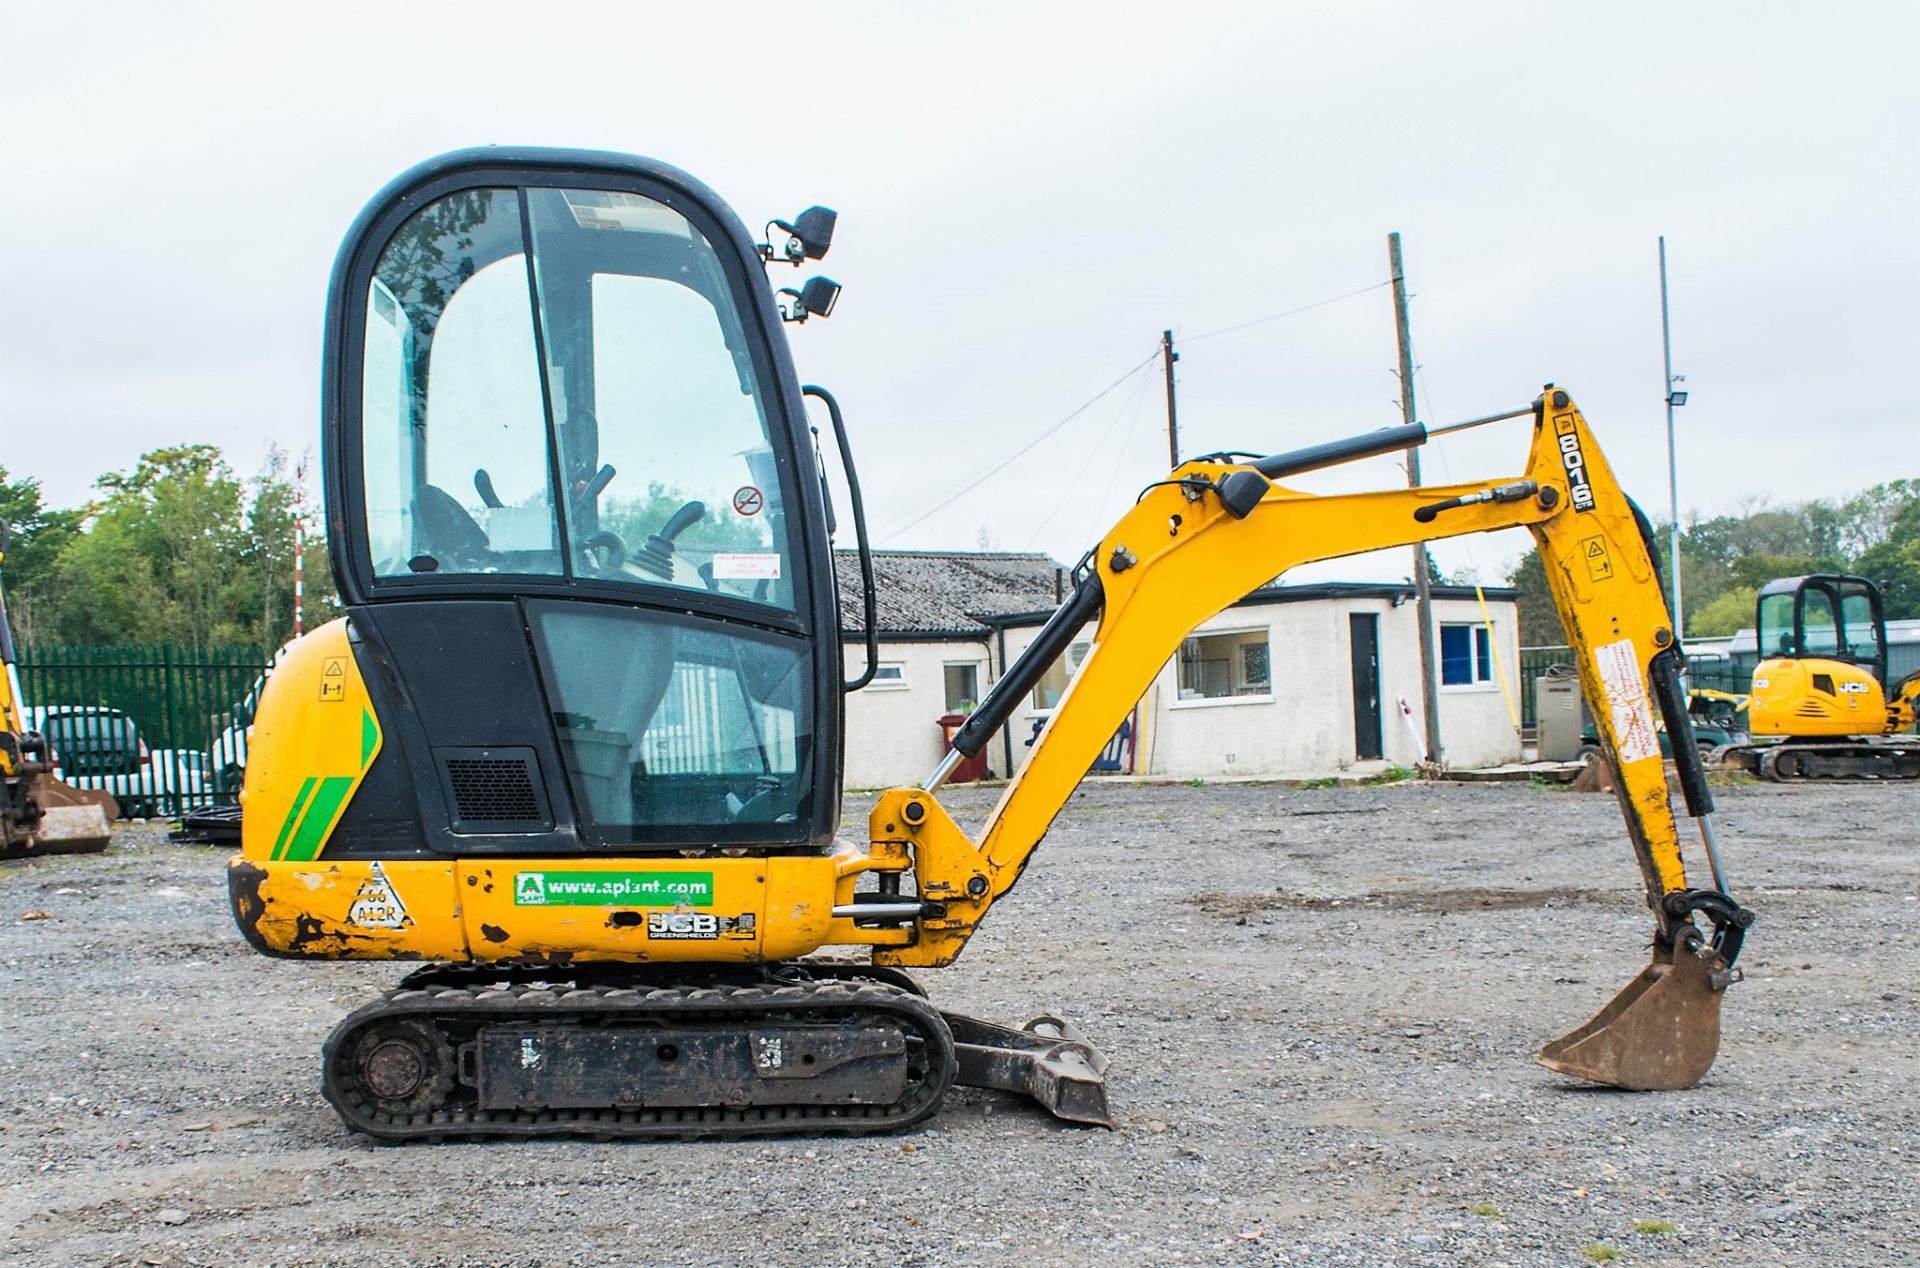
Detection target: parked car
<box><xmin>1579</xmin><ymin>688</ymin><xmax>1750</xmax><ymax>761</ymax></box>
<box><xmin>23</xmin><ymin>706</ymin><xmax>206</xmax><ymax>819</ymax></box>
<box><xmin>210</xmin><ymin>674</ymin><xmax>266</xmax><ymax>797</ymax></box>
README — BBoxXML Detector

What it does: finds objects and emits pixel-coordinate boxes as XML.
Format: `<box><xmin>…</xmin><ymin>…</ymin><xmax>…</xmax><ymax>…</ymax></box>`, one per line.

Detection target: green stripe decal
<box><xmin>281</xmin><ymin>776</ymin><xmax>355</xmax><ymax>863</ymax></box>
<box><xmin>271</xmin><ymin>777</ymin><xmax>318</xmax><ymax>861</ymax></box>
<box><xmin>360</xmin><ymin>708</ymin><xmax>378</xmax><ymax>769</ymax></box>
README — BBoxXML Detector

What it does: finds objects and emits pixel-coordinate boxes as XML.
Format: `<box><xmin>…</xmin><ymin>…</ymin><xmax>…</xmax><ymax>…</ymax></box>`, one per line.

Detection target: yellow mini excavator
<box><xmin>228</xmin><ymin>149</ymin><xmax>1753</xmax><ymax>1139</ymax></box>
<box><xmin>1</xmin><ymin>523</ymin><xmax>115</xmax><ymax>858</ymax></box>
<box><xmin>1719</xmin><ymin>574</ymin><xmax>1920</xmax><ymax>780</ymax></box>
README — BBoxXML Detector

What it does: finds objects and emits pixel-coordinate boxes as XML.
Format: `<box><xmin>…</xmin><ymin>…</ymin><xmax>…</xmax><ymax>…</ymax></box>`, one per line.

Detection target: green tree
<box><xmin>1504</xmin><ymin>547</ymin><xmax>1565</xmax><ymax>647</ymax></box>
<box><xmin>1687</xmin><ymin>585</ymin><xmax>1758</xmax><ymax>637</ymax></box>
<box><xmin>1836</xmin><ymin>479</ymin><xmax>1920</xmax><ymax>556</ymax></box>
<box><xmin>47</xmin><ymin>446</ymin><xmax>255</xmax><ymax>645</ymax></box>
<box><xmin>0</xmin><ymin>467</ymin><xmax>85</xmax><ymax>641</ymax></box>
<box><xmin>1854</xmin><ymin>497</ymin><xmax>1920</xmax><ymax>621</ymax></box>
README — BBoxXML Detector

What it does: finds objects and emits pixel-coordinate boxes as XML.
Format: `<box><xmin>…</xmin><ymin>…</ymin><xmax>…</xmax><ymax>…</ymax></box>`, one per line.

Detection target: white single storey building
<box><xmin>837</xmin><ymin>550</ymin><xmax>1522</xmax><ymax>788</ymax></box>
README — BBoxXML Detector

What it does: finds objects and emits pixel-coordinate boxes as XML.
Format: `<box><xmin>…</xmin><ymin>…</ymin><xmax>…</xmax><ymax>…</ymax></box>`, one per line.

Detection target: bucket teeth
<box><xmin>1537</xmin><ymin>939</ymin><xmax>1725</xmax><ymax>1091</ymax></box>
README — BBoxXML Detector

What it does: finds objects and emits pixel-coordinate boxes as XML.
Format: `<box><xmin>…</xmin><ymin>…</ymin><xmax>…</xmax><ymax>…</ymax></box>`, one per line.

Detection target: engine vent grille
<box><xmin>435</xmin><ymin>747</ymin><xmax>552</xmax><ymax>832</ymax></box>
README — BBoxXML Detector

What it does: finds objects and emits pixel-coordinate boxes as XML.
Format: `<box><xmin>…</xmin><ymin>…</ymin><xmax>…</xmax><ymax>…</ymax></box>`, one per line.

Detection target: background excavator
<box><xmin>1717</xmin><ymin>573</ymin><xmax>1920</xmax><ymax>780</ymax></box>
<box><xmin>227</xmin><ymin>148</ymin><xmax>1752</xmax><ymax>1140</ymax></box>
<box><xmin>0</xmin><ymin>523</ymin><xmax>116</xmax><ymax>859</ymax></box>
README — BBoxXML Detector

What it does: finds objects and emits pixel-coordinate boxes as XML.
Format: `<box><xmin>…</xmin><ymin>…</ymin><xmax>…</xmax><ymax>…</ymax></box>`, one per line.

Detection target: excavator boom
<box><xmin>878</xmin><ymin>385</ymin><xmax>1752</xmax><ymax>1090</ymax></box>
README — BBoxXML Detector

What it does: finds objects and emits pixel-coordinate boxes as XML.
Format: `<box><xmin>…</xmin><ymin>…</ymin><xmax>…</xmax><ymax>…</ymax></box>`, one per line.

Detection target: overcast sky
<box><xmin>4</xmin><ymin>1</ymin><xmax>1915</xmax><ymax>590</ymax></box>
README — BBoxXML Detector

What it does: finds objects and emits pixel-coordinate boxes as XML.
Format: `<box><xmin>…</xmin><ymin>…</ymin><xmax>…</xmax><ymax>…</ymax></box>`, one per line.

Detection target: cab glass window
<box><xmin>1758</xmin><ymin>591</ymin><xmax>1796</xmax><ymax>657</ymax></box>
<box><xmin>361</xmin><ymin>189</ymin><xmax>561</xmax><ymax>579</ymax></box>
<box><xmin>1800</xmin><ymin>585</ymin><xmax>1838</xmax><ymax>655</ymax></box>
<box><xmin>529</xmin><ymin>602</ymin><xmax>811</xmax><ymax>844</ymax></box>
<box><xmin>1837</xmin><ymin>582</ymin><xmax>1881</xmax><ymax>662</ymax></box>
<box><xmin>358</xmin><ymin>183</ymin><xmax>797</xmax><ymax>610</ymax></box>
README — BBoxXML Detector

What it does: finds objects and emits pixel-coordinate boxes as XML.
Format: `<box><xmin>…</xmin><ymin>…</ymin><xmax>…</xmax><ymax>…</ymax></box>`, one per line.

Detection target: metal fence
<box><xmin>1517</xmin><ymin>644</ymin><xmax>1751</xmax><ymax>728</ymax></box>
<box><xmin>14</xmin><ymin>644</ymin><xmax>273</xmax><ymax>819</ymax></box>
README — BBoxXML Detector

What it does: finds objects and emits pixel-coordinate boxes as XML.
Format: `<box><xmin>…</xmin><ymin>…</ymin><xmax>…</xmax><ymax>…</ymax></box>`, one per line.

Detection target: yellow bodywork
<box><xmin>232</xmin><ymin>386</ymin><xmax>1699</xmax><ymax>974</ymax></box>
<box><xmin>1749</xmin><ymin>655</ymin><xmax>1911</xmax><ymax>738</ymax></box>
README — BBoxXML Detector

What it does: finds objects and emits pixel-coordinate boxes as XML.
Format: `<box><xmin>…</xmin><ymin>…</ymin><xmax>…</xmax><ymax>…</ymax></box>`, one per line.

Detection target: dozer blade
<box><xmin>1537</xmin><ymin>938</ymin><xmax>1724</xmax><ymax>1091</ymax></box>
<box><xmin>944</xmin><ymin>1011</ymin><xmax>1114</xmax><ymax>1127</ymax></box>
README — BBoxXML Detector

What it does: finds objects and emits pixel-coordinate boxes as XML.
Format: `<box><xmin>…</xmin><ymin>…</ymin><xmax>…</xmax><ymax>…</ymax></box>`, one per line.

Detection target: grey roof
<box><xmin>835</xmin><ymin>550</ymin><xmax>1065</xmax><ymax>638</ymax></box>
<box><xmin>984</xmin><ymin>580</ymin><xmax>1520</xmax><ymax>628</ymax></box>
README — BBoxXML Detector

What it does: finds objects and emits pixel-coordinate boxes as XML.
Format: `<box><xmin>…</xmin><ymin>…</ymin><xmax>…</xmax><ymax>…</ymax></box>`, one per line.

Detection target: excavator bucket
<box><xmin>1537</xmin><ymin>937</ymin><xmax>1725</xmax><ymax>1091</ymax></box>
<box><xmin>0</xmin><ymin>775</ymin><xmax>115</xmax><ymax>859</ymax></box>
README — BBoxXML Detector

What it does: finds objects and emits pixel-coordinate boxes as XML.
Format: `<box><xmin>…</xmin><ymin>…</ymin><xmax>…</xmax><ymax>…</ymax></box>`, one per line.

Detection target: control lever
<box><xmin>1413</xmin><ymin>480</ymin><xmax>1539</xmax><ymax>523</ymax></box>
<box><xmin>633</xmin><ymin>500</ymin><xmax>706</xmax><ymax>579</ymax></box>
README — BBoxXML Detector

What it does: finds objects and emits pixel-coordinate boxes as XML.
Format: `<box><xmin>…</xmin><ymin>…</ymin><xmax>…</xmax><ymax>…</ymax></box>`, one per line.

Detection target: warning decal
<box><xmin>346</xmin><ymin>861</ymin><xmax>411</xmax><ymax>929</ymax></box>
<box><xmin>732</xmin><ymin>486</ymin><xmax>764</xmax><ymax>517</ymax></box>
<box><xmin>320</xmin><ymin>656</ymin><xmax>347</xmax><ymax>702</ymax></box>
<box><xmin>1593</xmin><ymin>638</ymin><xmax>1661</xmax><ymax>764</ymax></box>
<box><xmin>712</xmin><ymin>553</ymin><xmax>781</xmax><ymax>580</ymax></box>
<box><xmin>1580</xmin><ymin>534</ymin><xmax>1614</xmax><ymax>582</ymax></box>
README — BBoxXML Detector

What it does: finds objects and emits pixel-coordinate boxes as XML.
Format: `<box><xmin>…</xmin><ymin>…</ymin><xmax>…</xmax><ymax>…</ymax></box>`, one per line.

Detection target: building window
<box><xmin>870</xmin><ymin>662</ymin><xmax>908</xmax><ymax>690</ymax></box>
<box><xmin>1177</xmin><ymin>629</ymin><xmax>1272</xmax><ymax>701</ymax></box>
<box><xmin>1440</xmin><ymin>623</ymin><xmax>1493</xmax><ymax>687</ymax></box>
<box><xmin>1031</xmin><ymin>640</ymin><xmax>1091</xmax><ymax>711</ymax></box>
<box><xmin>944</xmin><ymin>663</ymin><xmax>980</xmax><ymax>713</ymax></box>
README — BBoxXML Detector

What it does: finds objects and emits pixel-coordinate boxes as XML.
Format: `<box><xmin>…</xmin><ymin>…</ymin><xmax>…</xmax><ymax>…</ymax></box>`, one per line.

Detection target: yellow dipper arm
<box><xmin>872</xmin><ymin>387</ymin><xmax>1736</xmax><ymax>977</ymax></box>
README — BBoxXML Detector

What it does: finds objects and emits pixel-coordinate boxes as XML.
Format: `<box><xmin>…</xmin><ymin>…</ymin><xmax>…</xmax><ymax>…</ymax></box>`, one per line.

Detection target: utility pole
<box><xmin>1389</xmin><ymin>232</ymin><xmax>1443</xmax><ymax>767</ymax></box>
<box><xmin>1161</xmin><ymin>328</ymin><xmax>1180</xmax><ymax>468</ymax></box>
<box><xmin>1658</xmin><ymin>237</ymin><xmax>1683</xmax><ymax>634</ymax></box>
<box><xmin>292</xmin><ymin>454</ymin><xmax>308</xmax><ymax>639</ymax></box>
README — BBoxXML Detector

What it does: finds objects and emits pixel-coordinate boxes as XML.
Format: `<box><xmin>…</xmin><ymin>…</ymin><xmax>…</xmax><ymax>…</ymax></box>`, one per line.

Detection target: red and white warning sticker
<box><xmin>732</xmin><ymin>486</ymin><xmax>764</xmax><ymax>517</ymax></box>
<box><xmin>712</xmin><ymin>553</ymin><xmax>781</xmax><ymax>580</ymax></box>
<box><xmin>1593</xmin><ymin>638</ymin><xmax>1660</xmax><ymax>764</ymax></box>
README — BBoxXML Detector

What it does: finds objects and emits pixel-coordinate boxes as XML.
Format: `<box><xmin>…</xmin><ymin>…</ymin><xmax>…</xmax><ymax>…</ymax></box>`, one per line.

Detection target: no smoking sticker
<box><xmin>732</xmin><ymin>486</ymin><xmax>764</xmax><ymax>517</ymax></box>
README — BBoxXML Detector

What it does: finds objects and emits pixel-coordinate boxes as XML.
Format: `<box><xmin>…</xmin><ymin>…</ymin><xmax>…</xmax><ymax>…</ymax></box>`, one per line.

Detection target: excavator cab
<box><xmin>299</xmin><ymin>151</ymin><xmax>846</xmax><ymax>863</ymax></box>
<box><xmin>1755</xmin><ymin>574</ymin><xmax>1887</xmax><ymax>681</ymax></box>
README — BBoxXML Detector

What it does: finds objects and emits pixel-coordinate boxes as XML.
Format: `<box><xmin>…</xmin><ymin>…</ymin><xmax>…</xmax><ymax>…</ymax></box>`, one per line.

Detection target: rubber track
<box><xmin>1753</xmin><ymin>742</ymin><xmax>1920</xmax><ymax>782</ymax></box>
<box><xmin>321</xmin><ymin>978</ymin><xmax>956</xmax><ymax>1142</ymax></box>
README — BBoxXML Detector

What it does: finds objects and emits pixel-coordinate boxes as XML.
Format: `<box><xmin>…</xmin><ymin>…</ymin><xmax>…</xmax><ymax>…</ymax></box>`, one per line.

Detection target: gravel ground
<box><xmin>1</xmin><ymin>778</ymin><xmax>1916</xmax><ymax>1267</ymax></box>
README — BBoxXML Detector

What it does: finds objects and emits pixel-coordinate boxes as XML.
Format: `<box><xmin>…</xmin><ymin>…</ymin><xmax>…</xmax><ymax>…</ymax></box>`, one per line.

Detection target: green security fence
<box><xmin>13</xmin><ymin>644</ymin><xmax>273</xmax><ymax>819</ymax></box>
<box><xmin>1517</xmin><ymin>645</ymin><xmax>1749</xmax><ymax>729</ymax></box>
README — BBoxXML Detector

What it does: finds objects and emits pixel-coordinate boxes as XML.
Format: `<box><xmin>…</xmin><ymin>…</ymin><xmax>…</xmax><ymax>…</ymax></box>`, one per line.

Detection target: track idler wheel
<box><xmin>1759</xmin><ymin>747</ymin><xmax>1806</xmax><ymax>782</ymax></box>
<box><xmin>346</xmin><ymin>1019</ymin><xmax>455</xmax><ymax>1116</ymax></box>
<box><xmin>1536</xmin><ymin>936</ymin><xmax>1728</xmax><ymax>1091</ymax></box>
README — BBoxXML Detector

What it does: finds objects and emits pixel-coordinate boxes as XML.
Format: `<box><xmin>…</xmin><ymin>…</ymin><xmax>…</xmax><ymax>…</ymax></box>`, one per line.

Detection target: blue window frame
<box><xmin>1440</xmin><ymin>623</ymin><xmax>1492</xmax><ymax>687</ymax></box>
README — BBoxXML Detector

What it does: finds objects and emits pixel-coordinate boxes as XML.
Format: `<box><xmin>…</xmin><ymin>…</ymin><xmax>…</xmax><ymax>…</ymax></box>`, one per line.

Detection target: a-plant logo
<box><xmin>515</xmin><ymin>872</ymin><xmax>547</xmax><ymax>905</ymax></box>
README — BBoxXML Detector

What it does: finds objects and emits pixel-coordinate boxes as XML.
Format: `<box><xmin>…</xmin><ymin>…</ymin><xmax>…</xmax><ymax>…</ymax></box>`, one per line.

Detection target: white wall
<box><xmin>841</xmin><ymin>640</ymin><xmax>993</xmax><ymax>789</ymax></box>
<box><xmin>995</xmin><ymin>594</ymin><xmax>1522</xmax><ymax>779</ymax></box>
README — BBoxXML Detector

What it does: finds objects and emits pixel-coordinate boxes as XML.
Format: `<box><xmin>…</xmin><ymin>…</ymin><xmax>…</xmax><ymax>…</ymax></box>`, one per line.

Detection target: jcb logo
<box><xmin>647</xmin><ymin>911</ymin><xmax>720</xmax><ymax>940</ymax></box>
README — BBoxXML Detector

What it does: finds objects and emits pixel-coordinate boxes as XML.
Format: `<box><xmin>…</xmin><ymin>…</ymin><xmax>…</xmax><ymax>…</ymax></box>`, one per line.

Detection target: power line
<box><xmin>874</xmin><ymin>349</ymin><xmax>1160</xmax><ymax>544</ymax></box>
<box><xmin>872</xmin><ymin>278</ymin><xmax>1395</xmax><ymax>546</ymax></box>
<box><xmin>1182</xmin><ymin>280</ymin><xmax>1391</xmax><ymax>345</ymax></box>
<box><xmin>1022</xmin><ymin>355</ymin><xmax>1157</xmax><ymax>550</ymax></box>
<box><xmin>1081</xmin><ymin>356</ymin><xmax>1159</xmax><ymax>548</ymax></box>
